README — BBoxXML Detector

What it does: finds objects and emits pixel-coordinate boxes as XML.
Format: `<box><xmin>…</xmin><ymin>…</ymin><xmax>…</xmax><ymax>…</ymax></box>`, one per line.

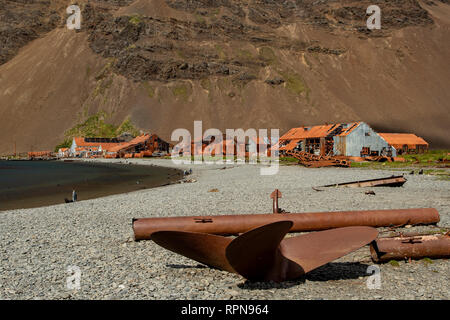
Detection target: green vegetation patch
<box><xmin>388</xmin><ymin>260</ymin><xmax>400</xmax><ymax>267</ymax></box>
<box><xmin>129</xmin><ymin>15</ymin><xmax>142</xmax><ymax>26</ymax></box>
<box><xmin>55</xmin><ymin>112</ymin><xmax>141</xmax><ymax>151</ymax></box>
<box><xmin>116</xmin><ymin>118</ymin><xmax>140</xmax><ymax>137</ymax></box>
<box><xmin>349</xmin><ymin>150</ymin><xmax>450</xmax><ymax>172</ymax></box>
<box><xmin>403</xmin><ymin>150</ymin><xmax>450</xmax><ymax>164</ymax></box>
<box><xmin>281</xmin><ymin>72</ymin><xmax>309</xmax><ymax>96</ymax></box>
<box><xmin>258</xmin><ymin>47</ymin><xmax>277</xmax><ymax>64</ymax></box>
<box><xmin>200</xmin><ymin>78</ymin><xmax>212</xmax><ymax>91</ymax></box>
<box><xmin>65</xmin><ymin>111</ymin><xmax>117</xmax><ymax>138</ymax></box>
<box><xmin>421</xmin><ymin>257</ymin><xmax>433</xmax><ymax>265</ymax></box>
<box><xmin>54</xmin><ymin>138</ymin><xmax>73</xmax><ymax>152</ymax></box>
<box><xmin>171</xmin><ymin>82</ymin><xmax>192</xmax><ymax>101</ymax></box>
<box><xmin>280</xmin><ymin>156</ymin><xmax>299</xmax><ymax>164</ymax></box>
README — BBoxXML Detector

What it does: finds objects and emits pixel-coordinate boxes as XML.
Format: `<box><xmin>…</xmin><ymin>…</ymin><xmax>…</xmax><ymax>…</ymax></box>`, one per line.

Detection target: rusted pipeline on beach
<box><xmin>132</xmin><ymin>208</ymin><xmax>440</xmax><ymax>240</ymax></box>
<box><xmin>370</xmin><ymin>233</ymin><xmax>450</xmax><ymax>262</ymax></box>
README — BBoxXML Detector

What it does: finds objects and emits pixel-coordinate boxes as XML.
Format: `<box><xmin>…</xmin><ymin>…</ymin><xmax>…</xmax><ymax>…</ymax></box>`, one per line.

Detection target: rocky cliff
<box><xmin>0</xmin><ymin>0</ymin><xmax>449</xmax><ymax>154</ymax></box>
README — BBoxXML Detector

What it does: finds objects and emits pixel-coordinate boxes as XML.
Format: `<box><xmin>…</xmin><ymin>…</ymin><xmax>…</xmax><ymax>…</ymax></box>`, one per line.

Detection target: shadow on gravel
<box><xmin>166</xmin><ymin>264</ymin><xmax>208</xmax><ymax>269</ymax></box>
<box><xmin>237</xmin><ymin>262</ymin><xmax>371</xmax><ymax>290</ymax></box>
<box><xmin>237</xmin><ymin>279</ymin><xmax>305</xmax><ymax>290</ymax></box>
<box><xmin>306</xmin><ymin>262</ymin><xmax>371</xmax><ymax>282</ymax></box>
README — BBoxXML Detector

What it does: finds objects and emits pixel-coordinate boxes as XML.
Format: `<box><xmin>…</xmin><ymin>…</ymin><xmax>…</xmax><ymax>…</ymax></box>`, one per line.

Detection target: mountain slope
<box><xmin>0</xmin><ymin>0</ymin><xmax>449</xmax><ymax>154</ymax></box>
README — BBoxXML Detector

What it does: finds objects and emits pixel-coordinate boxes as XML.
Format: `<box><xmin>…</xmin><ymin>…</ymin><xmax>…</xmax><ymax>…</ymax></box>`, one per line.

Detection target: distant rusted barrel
<box><xmin>370</xmin><ymin>233</ymin><xmax>450</xmax><ymax>262</ymax></box>
<box><xmin>132</xmin><ymin>208</ymin><xmax>440</xmax><ymax>240</ymax></box>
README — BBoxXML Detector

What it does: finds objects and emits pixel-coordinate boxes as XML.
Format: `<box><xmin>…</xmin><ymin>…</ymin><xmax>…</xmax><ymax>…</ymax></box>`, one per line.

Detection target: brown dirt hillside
<box><xmin>0</xmin><ymin>0</ymin><xmax>449</xmax><ymax>154</ymax></box>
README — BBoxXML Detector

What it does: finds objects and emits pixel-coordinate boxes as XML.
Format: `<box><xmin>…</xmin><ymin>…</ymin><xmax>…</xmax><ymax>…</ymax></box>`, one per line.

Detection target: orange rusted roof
<box><xmin>105</xmin><ymin>134</ymin><xmax>151</xmax><ymax>153</ymax></box>
<box><xmin>203</xmin><ymin>139</ymin><xmax>237</xmax><ymax>155</ymax></box>
<box><xmin>379</xmin><ymin>133</ymin><xmax>428</xmax><ymax>147</ymax></box>
<box><xmin>28</xmin><ymin>151</ymin><xmax>52</xmax><ymax>157</ymax></box>
<box><xmin>73</xmin><ymin>137</ymin><xmax>126</xmax><ymax>151</ymax></box>
<box><xmin>279</xmin><ymin>139</ymin><xmax>301</xmax><ymax>151</ymax></box>
<box><xmin>280</xmin><ymin>122</ymin><xmax>360</xmax><ymax>141</ymax></box>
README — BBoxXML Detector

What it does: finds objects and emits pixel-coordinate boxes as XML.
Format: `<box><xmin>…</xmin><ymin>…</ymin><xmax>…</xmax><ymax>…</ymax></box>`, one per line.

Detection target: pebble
<box><xmin>0</xmin><ymin>159</ymin><xmax>448</xmax><ymax>299</ymax></box>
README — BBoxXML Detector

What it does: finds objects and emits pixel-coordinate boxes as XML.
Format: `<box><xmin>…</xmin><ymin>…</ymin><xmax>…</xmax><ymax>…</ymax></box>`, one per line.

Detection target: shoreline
<box><xmin>0</xmin><ymin>160</ymin><xmax>448</xmax><ymax>299</ymax></box>
<box><xmin>0</xmin><ymin>159</ymin><xmax>184</xmax><ymax>212</ymax></box>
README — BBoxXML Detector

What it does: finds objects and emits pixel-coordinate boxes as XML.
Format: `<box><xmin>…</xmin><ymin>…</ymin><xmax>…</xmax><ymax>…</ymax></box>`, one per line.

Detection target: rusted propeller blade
<box><xmin>225</xmin><ymin>221</ymin><xmax>302</xmax><ymax>282</ymax></box>
<box><xmin>150</xmin><ymin>223</ymin><xmax>378</xmax><ymax>282</ymax></box>
<box><xmin>150</xmin><ymin>231</ymin><xmax>234</xmax><ymax>272</ymax></box>
<box><xmin>280</xmin><ymin>226</ymin><xmax>379</xmax><ymax>273</ymax></box>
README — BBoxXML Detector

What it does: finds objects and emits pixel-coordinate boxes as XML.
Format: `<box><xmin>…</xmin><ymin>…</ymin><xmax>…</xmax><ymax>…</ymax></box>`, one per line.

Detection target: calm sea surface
<box><xmin>0</xmin><ymin>160</ymin><xmax>182</xmax><ymax>211</ymax></box>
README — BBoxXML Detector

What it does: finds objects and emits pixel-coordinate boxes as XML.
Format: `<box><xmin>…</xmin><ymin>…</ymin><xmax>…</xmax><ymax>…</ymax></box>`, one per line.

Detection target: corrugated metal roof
<box><xmin>337</xmin><ymin>122</ymin><xmax>361</xmax><ymax>137</ymax></box>
<box><xmin>279</xmin><ymin>139</ymin><xmax>301</xmax><ymax>151</ymax></box>
<box><xmin>107</xmin><ymin>134</ymin><xmax>151</xmax><ymax>153</ymax></box>
<box><xmin>378</xmin><ymin>133</ymin><xmax>428</xmax><ymax>147</ymax></box>
<box><xmin>280</xmin><ymin>122</ymin><xmax>360</xmax><ymax>141</ymax></box>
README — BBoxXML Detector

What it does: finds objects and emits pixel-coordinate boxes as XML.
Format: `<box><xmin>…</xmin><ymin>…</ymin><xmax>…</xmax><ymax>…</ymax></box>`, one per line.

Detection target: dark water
<box><xmin>0</xmin><ymin>160</ymin><xmax>182</xmax><ymax>211</ymax></box>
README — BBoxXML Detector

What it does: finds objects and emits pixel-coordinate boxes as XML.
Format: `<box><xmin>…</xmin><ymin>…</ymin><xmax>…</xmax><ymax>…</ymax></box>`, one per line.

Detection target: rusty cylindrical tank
<box><xmin>133</xmin><ymin>208</ymin><xmax>440</xmax><ymax>240</ymax></box>
<box><xmin>370</xmin><ymin>233</ymin><xmax>450</xmax><ymax>262</ymax></box>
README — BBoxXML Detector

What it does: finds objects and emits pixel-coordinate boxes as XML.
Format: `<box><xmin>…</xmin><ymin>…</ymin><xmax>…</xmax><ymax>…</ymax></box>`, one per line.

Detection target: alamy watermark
<box><xmin>66</xmin><ymin>265</ymin><xmax>81</xmax><ymax>290</ymax></box>
<box><xmin>65</xmin><ymin>4</ymin><xmax>380</xmax><ymax>31</ymax></box>
<box><xmin>66</xmin><ymin>5</ymin><xmax>81</xmax><ymax>30</ymax></box>
<box><xmin>366</xmin><ymin>265</ymin><xmax>381</xmax><ymax>289</ymax></box>
<box><xmin>171</xmin><ymin>121</ymin><xmax>280</xmax><ymax>175</ymax></box>
<box><xmin>367</xmin><ymin>5</ymin><xmax>381</xmax><ymax>30</ymax></box>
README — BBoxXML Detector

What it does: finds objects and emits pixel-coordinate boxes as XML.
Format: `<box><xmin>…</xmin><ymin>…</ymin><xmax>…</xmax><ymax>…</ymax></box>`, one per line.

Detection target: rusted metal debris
<box><xmin>319</xmin><ymin>175</ymin><xmax>407</xmax><ymax>188</ymax></box>
<box><xmin>285</xmin><ymin>150</ymin><xmax>350</xmax><ymax>168</ymax></box>
<box><xmin>270</xmin><ymin>189</ymin><xmax>284</xmax><ymax>213</ymax></box>
<box><xmin>151</xmin><ymin>222</ymin><xmax>378</xmax><ymax>282</ymax></box>
<box><xmin>365</xmin><ymin>156</ymin><xmax>394</xmax><ymax>162</ymax></box>
<box><xmin>370</xmin><ymin>233</ymin><xmax>450</xmax><ymax>262</ymax></box>
<box><xmin>133</xmin><ymin>208</ymin><xmax>440</xmax><ymax>240</ymax></box>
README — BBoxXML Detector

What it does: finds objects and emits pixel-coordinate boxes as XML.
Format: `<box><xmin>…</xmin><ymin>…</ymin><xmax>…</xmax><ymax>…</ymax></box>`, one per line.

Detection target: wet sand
<box><xmin>0</xmin><ymin>160</ymin><xmax>183</xmax><ymax>211</ymax></box>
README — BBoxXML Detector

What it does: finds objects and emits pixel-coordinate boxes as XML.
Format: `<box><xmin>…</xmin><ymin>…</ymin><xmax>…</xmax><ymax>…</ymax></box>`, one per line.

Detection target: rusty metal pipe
<box><xmin>133</xmin><ymin>208</ymin><xmax>439</xmax><ymax>240</ymax></box>
<box><xmin>370</xmin><ymin>233</ymin><xmax>450</xmax><ymax>262</ymax></box>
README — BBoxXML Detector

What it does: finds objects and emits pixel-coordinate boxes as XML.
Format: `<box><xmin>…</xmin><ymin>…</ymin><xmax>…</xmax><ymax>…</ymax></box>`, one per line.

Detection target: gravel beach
<box><xmin>0</xmin><ymin>159</ymin><xmax>448</xmax><ymax>300</ymax></box>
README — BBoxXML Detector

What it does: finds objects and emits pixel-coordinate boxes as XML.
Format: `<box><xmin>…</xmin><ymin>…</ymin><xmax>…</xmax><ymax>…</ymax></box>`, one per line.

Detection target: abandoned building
<box><xmin>278</xmin><ymin>122</ymin><xmax>396</xmax><ymax>157</ymax></box>
<box><xmin>378</xmin><ymin>133</ymin><xmax>429</xmax><ymax>155</ymax></box>
<box><xmin>172</xmin><ymin>134</ymin><xmax>273</xmax><ymax>157</ymax></box>
<box><xmin>105</xmin><ymin>134</ymin><xmax>171</xmax><ymax>158</ymax></box>
<box><xmin>69</xmin><ymin>134</ymin><xmax>171</xmax><ymax>158</ymax></box>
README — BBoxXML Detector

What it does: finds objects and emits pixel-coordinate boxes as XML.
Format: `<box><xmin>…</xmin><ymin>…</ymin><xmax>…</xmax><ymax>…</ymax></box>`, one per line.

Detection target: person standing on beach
<box><xmin>72</xmin><ymin>189</ymin><xmax>77</xmax><ymax>202</ymax></box>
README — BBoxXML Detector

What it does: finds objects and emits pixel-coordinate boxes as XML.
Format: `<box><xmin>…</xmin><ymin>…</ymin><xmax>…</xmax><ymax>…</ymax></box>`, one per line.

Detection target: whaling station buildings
<box><xmin>27</xmin><ymin>121</ymin><xmax>428</xmax><ymax>160</ymax></box>
<box><xmin>277</xmin><ymin>122</ymin><xmax>428</xmax><ymax>158</ymax></box>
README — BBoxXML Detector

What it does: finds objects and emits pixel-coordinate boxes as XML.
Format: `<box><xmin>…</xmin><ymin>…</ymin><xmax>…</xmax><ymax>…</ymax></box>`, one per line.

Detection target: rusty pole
<box><xmin>133</xmin><ymin>208</ymin><xmax>440</xmax><ymax>240</ymax></box>
<box><xmin>370</xmin><ymin>233</ymin><xmax>450</xmax><ymax>262</ymax></box>
<box><xmin>270</xmin><ymin>189</ymin><xmax>282</xmax><ymax>213</ymax></box>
